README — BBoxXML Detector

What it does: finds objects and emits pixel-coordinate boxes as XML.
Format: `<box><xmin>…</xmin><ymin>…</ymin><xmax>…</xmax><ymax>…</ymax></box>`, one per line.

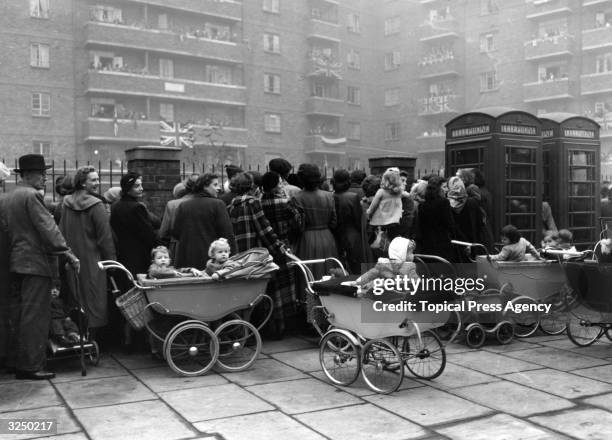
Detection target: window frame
<box><xmin>347</xmin><ymin>13</ymin><xmax>361</xmax><ymax>33</ymax></box>
<box><xmin>264</xmin><ymin>112</ymin><xmax>281</xmax><ymax>133</ymax></box>
<box><xmin>31</xmin><ymin>92</ymin><xmax>51</xmax><ymax>117</ymax></box>
<box><xmin>263</xmin><ymin>33</ymin><xmax>281</xmax><ymax>53</ymax></box>
<box><xmin>30</xmin><ymin>43</ymin><xmax>50</xmax><ymax>68</ymax></box>
<box><xmin>263</xmin><ymin>0</ymin><xmax>280</xmax><ymax>14</ymax></box>
<box><xmin>347</xmin><ymin>121</ymin><xmax>361</xmax><ymax>140</ymax></box>
<box><xmin>479</xmin><ymin>70</ymin><xmax>499</xmax><ymax>92</ymax></box>
<box><xmin>346</xmin><ymin>86</ymin><xmax>361</xmax><ymax>105</ymax></box>
<box><xmin>479</xmin><ymin>32</ymin><xmax>497</xmax><ymax>53</ymax></box>
<box><xmin>347</xmin><ymin>49</ymin><xmax>361</xmax><ymax>70</ymax></box>
<box><xmin>384</xmin><ymin>16</ymin><xmax>400</xmax><ymax>36</ymax></box>
<box><xmin>263</xmin><ymin>73</ymin><xmax>281</xmax><ymax>94</ymax></box>
<box><xmin>384</xmin><ymin>122</ymin><xmax>401</xmax><ymax>141</ymax></box>
<box><xmin>32</xmin><ymin>140</ymin><xmax>51</xmax><ymax>156</ymax></box>
<box><xmin>30</xmin><ymin>0</ymin><xmax>50</xmax><ymax>19</ymax></box>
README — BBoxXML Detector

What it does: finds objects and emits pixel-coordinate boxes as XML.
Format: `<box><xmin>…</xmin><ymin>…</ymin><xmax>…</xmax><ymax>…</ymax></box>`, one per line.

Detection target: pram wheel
<box><xmin>88</xmin><ymin>341</ymin><xmax>100</xmax><ymax>366</ymax></box>
<box><xmin>496</xmin><ymin>322</ymin><xmax>514</xmax><ymax>345</ymax></box>
<box><xmin>361</xmin><ymin>338</ymin><xmax>403</xmax><ymax>394</ymax></box>
<box><xmin>214</xmin><ymin>320</ymin><xmax>261</xmax><ymax>372</ymax></box>
<box><xmin>506</xmin><ymin>296</ymin><xmax>540</xmax><ymax>338</ymax></box>
<box><xmin>465</xmin><ymin>323</ymin><xmax>486</xmax><ymax>348</ymax></box>
<box><xmin>319</xmin><ymin>331</ymin><xmax>360</xmax><ymax>386</ymax></box>
<box><xmin>606</xmin><ymin>329</ymin><xmax>612</xmax><ymax>341</ymax></box>
<box><xmin>164</xmin><ymin>321</ymin><xmax>219</xmax><ymax>376</ymax></box>
<box><xmin>404</xmin><ymin>331</ymin><xmax>446</xmax><ymax>380</ymax></box>
<box><xmin>539</xmin><ymin>310</ymin><xmax>568</xmax><ymax>335</ymax></box>
<box><xmin>567</xmin><ymin>314</ymin><xmax>602</xmax><ymax>347</ymax></box>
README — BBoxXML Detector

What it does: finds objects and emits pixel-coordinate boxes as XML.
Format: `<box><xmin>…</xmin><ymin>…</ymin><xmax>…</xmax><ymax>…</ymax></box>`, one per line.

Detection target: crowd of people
<box><xmin>0</xmin><ymin>154</ymin><xmax>599</xmax><ymax>380</ymax></box>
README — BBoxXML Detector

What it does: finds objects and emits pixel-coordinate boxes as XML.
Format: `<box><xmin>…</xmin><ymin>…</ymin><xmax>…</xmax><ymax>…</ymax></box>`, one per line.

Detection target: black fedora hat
<box><xmin>14</xmin><ymin>154</ymin><xmax>52</xmax><ymax>173</ymax></box>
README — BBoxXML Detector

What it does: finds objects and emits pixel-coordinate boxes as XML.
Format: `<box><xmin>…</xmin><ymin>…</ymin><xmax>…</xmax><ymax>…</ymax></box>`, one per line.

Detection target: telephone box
<box><xmin>539</xmin><ymin>113</ymin><xmax>600</xmax><ymax>248</ymax></box>
<box><xmin>446</xmin><ymin>107</ymin><xmax>543</xmax><ymax>244</ymax></box>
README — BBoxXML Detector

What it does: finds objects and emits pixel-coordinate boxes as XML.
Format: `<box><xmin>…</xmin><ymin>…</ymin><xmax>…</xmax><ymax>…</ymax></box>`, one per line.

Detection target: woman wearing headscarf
<box><xmin>60</xmin><ymin>166</ymin><xmax>116</xmax><ymax>333</ymax></box>
<box><xmin>446</xmin><ymin>176</ymin><xmax>485</xmax><ymax>257</ymax></box>
<box><xmin>159</xmin><ymin>174</ymin><xmax>198</xmax><ymax>260</ymax></box>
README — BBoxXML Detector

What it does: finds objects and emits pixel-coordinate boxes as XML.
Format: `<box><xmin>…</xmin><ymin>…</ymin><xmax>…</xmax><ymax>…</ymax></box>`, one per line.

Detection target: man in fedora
<box><xmin>4</xmin><ymin>154</ymin><xmax>80</xmax><ymax>380</ymax></box>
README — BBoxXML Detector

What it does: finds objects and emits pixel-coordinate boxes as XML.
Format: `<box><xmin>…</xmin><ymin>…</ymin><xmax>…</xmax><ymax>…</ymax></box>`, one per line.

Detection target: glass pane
<box><xmin>506</xmin><ymin>214</ymin><xmax>535</xmax><ymax>230</ymax></box>
<box><xmin>508</xmin><ymin>165</ymin><xmax>535</xmax><ymax>180</ymax></box>
<box><xmin>508</xmin><ymin>182</ymin><xmax>535</xmax><ymax>197</ymax></box>
<box><xmin>569</xmin><ymin>151</ymin><xmax>592</xmax><ymax>166</ymax></box>
<box><xmin>454</xmin><ymin>148</ymin><xmax>482</xmax><ymax>166</ymax></box>
<box><xmin>572</xmin><ymin>228</ymin><xmax>594</xmax><ymax>243</ymax></box>
<box><xmin>569</xmin><ymin>183</ymin><xmax>594</xmax><ymax>197</ymax></box>
<box><xmin>507</xmin><ymin>198</ymin><xmax>535</xmax><ymax>213</ymax></box>
<box><xmin>569</xmin><ymin>168</ymin><xmax>594</xmax><ymax>181</ymax></box>
<box><xmin>507</xmin><ymin>147</ymin><xmax>535</xmax><ymax>163</ymax></box>
<box><xmin>569</xmin><ymin>198</ymin><xmax>594</xmax><ymax>212</ymax></box>
<box><xmin>570</xmin><ymin>213</ymin><xmax>595</xmax><ymax>228</ymax></box>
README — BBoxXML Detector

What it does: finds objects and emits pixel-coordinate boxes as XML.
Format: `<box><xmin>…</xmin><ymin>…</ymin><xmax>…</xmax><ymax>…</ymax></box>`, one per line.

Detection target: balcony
<box><xmin>305</xmin><ymin>96</ymin><xmax>345</xmax><ymax>117</ymax></box>
<box><xmin>418</xmin><ymin>58</ymin><xmax>461</xmax><ymax>79</ymax></box>
<box><xmin>419</xmin><ymin>18</ymin><xmax>460</xmax><ymax>42</ymax></box>
<box><xmin>583</xmin><ymin>26</ymin><xmax>612</xmax><ymax>51</ymax></box>
<box><xmin>304</xmin><ymin>135</ymin><xmax>346</xmax><ymax>154</ymax></box>
<box><xmin>85</xmin><ymin>22</ymin><xmax>243</xmax><ymax>63</ymax></box>
<box><xmin>307</xmin><ymin>19</ymin><xmax>341</xmax><ymax>42</ymax></box>
<box><xmin>582</xmin><ymin>0</ymin><xmax>612</xmax><ymax>7</ymax></box>
<box><xmin>85</xmin><ymin>71</ymin><xmax>247</xmax><ymax>105</ymax></box>
<box><xmin>524</xmin><ymin>34</ymin><xmax>575</xmax><ymax>60</ymax></box>
<box><xmin>581</xmin><ymin>72</ymin><xmax>612</xmax><ymax>95</ymax></box>
<box><xmin>124</xmin><ymin>0</ymin><xmax>242</xmax><ymax>19</ymax></box>
<box><xmin>84</xmin><ymin>118</ymin><xmax>248</xmax><ymax>147</ymax></box>
<box><xmin>418</xmin><ymin>94</ymin><xmax>463</xmax><ymax>116</ymax></box>
<box><xmin>526</xmin><ymin>0</ymin><xmax>574</xmax><ymax>20</ymax></box>
<box><xmin>523</xmin><ymin>78</ymin><xmax>574</xmax><ymax>102</ymax></box>
<box><xmin>416</xmin><ymin>134</ymin><xmax>445</xmax><ymax>153</ymax></box>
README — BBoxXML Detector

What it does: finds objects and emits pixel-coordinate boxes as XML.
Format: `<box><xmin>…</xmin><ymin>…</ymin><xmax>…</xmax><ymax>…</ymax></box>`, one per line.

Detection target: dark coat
<box><xmin>172</xmin><ymin>192</ymin><xmax>234</xmax><ymax>270</ymax></box>
<box><xmin>333</xmin><ymin>190</ymin><xmax>365</xmax><ymax>274</ymax></box>
<box><xmin>110</xmin><ymin>195</ymin><xmax>158</xmax><ymax>277</ymax></box>
<box><xmin>60</xmin><ymin>190</ymin><xmax>116</xmax><ymax>327</ymax></box>
<box><xmin>415</xmin><ymin>197</ymin><xmax>457</xmax><ymax>262</ymax></box>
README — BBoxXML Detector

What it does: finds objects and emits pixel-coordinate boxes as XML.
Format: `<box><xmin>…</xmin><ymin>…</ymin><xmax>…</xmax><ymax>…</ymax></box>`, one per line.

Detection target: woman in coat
<box><xmin>60</xmin><ymin>166</ymin><xmax>116</xmax><ymax>332</ymax></box>
<box><xmin>446</xmin><ymin>176</ymin><xmax>486</xmax><ymax>259</ymax></box>
<box><xmin>172</xmin><ymin>173</ymin><xmax>234</xmax><ymax>270</ymax></box>
<box><xmin>332</xmin><ymin>169</ymin><xmax>364</xmax><ymax>274</ymax></box>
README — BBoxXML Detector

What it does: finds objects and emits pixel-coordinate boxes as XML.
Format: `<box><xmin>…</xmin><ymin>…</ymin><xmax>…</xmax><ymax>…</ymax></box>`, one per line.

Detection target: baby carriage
<box><xmin>286</xmin><ymin>250</ymin><xmax>449</xmax><ymax>394</ymax></box>
<box><xmin>98</xmin><ymin>248</ymin><xmax>276</xmax><ymax>376</ymax></box>
<box><xmin>47</xmin><ymin>264</ymin><xmax>100</xmax><ymax>376</ymax></box>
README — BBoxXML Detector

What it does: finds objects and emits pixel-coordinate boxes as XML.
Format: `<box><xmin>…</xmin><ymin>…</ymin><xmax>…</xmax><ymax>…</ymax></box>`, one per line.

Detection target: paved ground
<box><xmin>1</xmin><ymin>332</ymin><xmax>611</xmax><ymax>440</ymax></box>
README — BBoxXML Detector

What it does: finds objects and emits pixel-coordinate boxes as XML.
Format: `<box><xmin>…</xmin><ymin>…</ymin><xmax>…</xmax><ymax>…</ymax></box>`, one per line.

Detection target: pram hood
<box><xmin>221</xmin><ymin>247</ymin><xmax>279</xmax><ymax>279</ymax></box>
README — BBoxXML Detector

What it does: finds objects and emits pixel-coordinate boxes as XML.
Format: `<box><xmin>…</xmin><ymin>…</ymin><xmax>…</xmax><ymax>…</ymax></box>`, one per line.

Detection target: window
<box><xmin>90</xmin><ymin>98</ymin><xmax>115</xmax><ymax>118</ymax></box>
<box><xmin>158</xmin><ymin>13</ymin><xmax>168</xmax><ymax>30</ymax></box>
<box><xmin>30</xmin><ymin>0</ymin><xmax>49</xmax><ymax>18</ymax></box>
<box><xmin>264</xmin><ymin>73</ymin><xmax>281</xmax><ymax>93</ymax></box>
<box><xmin>596</xmin><ymin>53</ymin><xmax>612</xmax><ymax>73</ymax></box>
<box><xmin>384</xmin><ymin>51</ymin><xmax>401</xmax><ymax>70</ymax></box>
<box><xmin>347</xmin><ymin>122</ymin><xmax>361</xmax><ymax>140</ymax></box>
<box><xmin>263</xmin><ymin>0</ymin><xmax>280</xmax><ymax>13</ymax></box>
<box><xmin>385</xmin><ymin>122</ymin><xmax>400</xmax><ymax>141</ymax></box>
<box><xmin>32</xmin><ymin>141</ymin><xmax>50</xmax><ymax>156</ymax></box>
<box><xmin>538</xmin><ymin>63</ymin><xmax>568</xmax><ymax>81</ymax></box>
<box><xmin>30</xmin><ymin>43</ymin><xmax>49</xmax><ymax>68</ymax></box>
<box><xmin>384</xmin><ymin>88</ymin><xmax>400</xmax><ymax>106</ymax></box>
<box><xmin>347</xmin><ymin>50</ymin><xmax>361</xmax><ymax>70</ymax></box>
<box><xmin>32</xmin><ymin>92</ymin><xmax>50</xmax><ymax>117</ymax></box>
<box><xmin>205</xmin><ymin>65</ymin><xmax>232</xmax><ymax>84</ymax></box>
<box><xmin>159</xmin><ymin>59</ymin><xmax>174</xmax><ymax>78</ymax></box>
<box><xmin>264</xmin><ymin>113</ymin><xmax>281</xmax><ymax>132</ymax></box>
<box><xmin>160</xmin><ymin>103</ymin><xmax>174</xmax><ymax>122</ymax></box>
<box><xmin>480</xmin><ymin>0</ymin><xmax>499</xmax><ymax>15</ymax></box>
<box><xmin>479</xmin><ymin>32</ymin><xmax>496</xmax><ymax>53</ymax></box>
<box><xmin>347</xmin><ymin>13</ymin><xmax>360</xmax><ymax>33</ymax></box>
<box><xmin>347</xmin><ymin>86</ymin><xmax>361</xmax><ymax>105</ymax></box>
<box><xmin>263</xmin><ymin>33</ymin><xmax>280</xmax><ymax>53</ymax></box>
<box><xmin>384</xmin><ymin>17</ymin><xmax>400</xmax><ymax>35</ymax></box>
<box><xmin>90</xmin><ymin>5</ymin><xmax>122</xmax><ymax>24</ymax></box>
<box><xmin>480</xmin><ymin>70</ymin><xmax>498</xmax><ymax>91</ymax></box>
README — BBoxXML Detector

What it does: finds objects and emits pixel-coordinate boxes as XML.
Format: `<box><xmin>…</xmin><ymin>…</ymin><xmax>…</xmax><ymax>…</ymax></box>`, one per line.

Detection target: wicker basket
<box><xmin>115</xmin><ymin>287</ymin><xmax>153</xmax><ymax>330</ymax></box>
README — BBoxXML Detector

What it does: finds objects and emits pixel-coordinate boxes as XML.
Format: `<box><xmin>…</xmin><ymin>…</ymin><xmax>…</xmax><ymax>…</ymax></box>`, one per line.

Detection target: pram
<box><xmin>286</xmin><ymin>251</ymin><xmax>448</xmax><ymax>394</ymax></box>
<box><xmin>98</xmin><ymin>249</ymin><xmax>275</xmax><ymax>377</ymax></box>
<box><xmin>47</xmin><ymin>264</ymin><xmax>100</xmax><ymax>376</ymax></box>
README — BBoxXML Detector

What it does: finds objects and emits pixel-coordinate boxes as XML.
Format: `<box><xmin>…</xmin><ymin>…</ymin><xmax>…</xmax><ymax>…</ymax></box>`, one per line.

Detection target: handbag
<box><xmin>370</xmin><ymin>227</ymin><xmax>390</xmax><ymax>252</ymax></box>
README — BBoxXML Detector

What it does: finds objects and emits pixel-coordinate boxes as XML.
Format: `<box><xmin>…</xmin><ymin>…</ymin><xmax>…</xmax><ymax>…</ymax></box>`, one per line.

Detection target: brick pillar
<box><xmin>125</xmin><ymin>146</ymin><xmax>181</xmax><ymax>218</ymax></box>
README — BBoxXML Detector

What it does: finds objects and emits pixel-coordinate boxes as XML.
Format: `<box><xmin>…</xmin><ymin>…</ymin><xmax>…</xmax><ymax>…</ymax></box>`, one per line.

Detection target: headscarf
<box><xmin>447</xmin><ymin>176</ymin><xmax>467</xmax><ymax>213</ymax></box>
<box><xmin>103</xmin><ymin>187</ymin><xmax>122</xmax><ymax>204</ymax></box>
<box><xmin>388</xmin><ymin>237</ymin><xmax>416</xmax><ymax>262</ymax></box>
<box><xmin>0</xmin><ymin>162</ymin><xmax>11</xmax><ymax>182</ymax></box>
<box><xmin>410</xmin><ymin>180</ymin><xmax>427</xmax><ymax>203</ymax></box>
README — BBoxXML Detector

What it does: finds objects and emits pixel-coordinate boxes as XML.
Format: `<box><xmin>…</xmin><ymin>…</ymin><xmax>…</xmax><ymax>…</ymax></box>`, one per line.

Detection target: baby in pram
<box><xmin>203</xmin><ymin>238</ymin><xmax>241</xmax><ymax>280</ymax></box>
<box><xmin>148</xmin><ymin>246</ymin><xmax>203</xmax><ymax>279</ymax></box>
<box><xmin>50</xmin><ymin>284</ymin><xmax>80</xmax><ymax>346</ymax></box>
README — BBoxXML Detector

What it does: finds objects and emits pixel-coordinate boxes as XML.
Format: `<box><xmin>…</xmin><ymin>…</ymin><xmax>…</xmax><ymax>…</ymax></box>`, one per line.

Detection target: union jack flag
<box><xmin>160</xmin><ymin>121</ymin><xmax>195</xmax><ymax>148</ymax></box>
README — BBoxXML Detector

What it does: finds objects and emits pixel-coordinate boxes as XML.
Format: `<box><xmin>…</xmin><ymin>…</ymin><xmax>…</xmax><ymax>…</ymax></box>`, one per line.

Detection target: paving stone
<box><xmin>130</xmin><ymin>366</ymin><xmax>228</xmax><ymax>392</ymax></box>
<box><xmin>195</xmin><ymin>411</ymin><xmax>325</xmax><ymax>440</ymax></box>
<box><xmin>160</xmin><ymin>383</ymin><xmax>273</xmax><ymax>422</ymax></box>
<box><xmin>247</xmin><ymin>378</ymin><xmax>361</xmax><ymax>414</ymax></box>
<box><xmin>480</xmin><ymin>339</ymin><xmax>534</xmax><ymax>353</ymax></box>
<box><xmin>503</xmin><ymin>369</ymin><xmax>612</xmax><ymax>399</ymax></box>
<box><xmin>74</xmin><ymin>400</ymin><xmax>194</xmax><ymax>440</ymax></box>
<box><xmin>309</xmin><ymin>370</ymin><xmax>423</xmax><ymax>397</ymax></box>
<box><xmin>503</xmin><ymin>347</ymin><xmax>609</xmax><ymax>371</ymax></box>
<box><xmin>55</xmin><ymin>376</ymin><xmax>156</xmax><ymax>409</ymax></box>
<box><xmin>530</xmin><ymin>408</ymin><xmax>612</xmax><ymax>440</ymax></box>
<box><xmin>219</xmin><ymin>358</ymin><xmax>307</xmax><ymax>386</ymax></box>
<box><xmin>0</xmin><ymin>381</ymin><xmax>61</xmax><ymax>413</ymax></box>
<box><xmin>442</xmin><ymin>343</ymin><xmax>474</xmax><ymax>354</ymax></box>
<box><xmin>270</xmin><ymin>349</ymin><xmax>321</xmax><ymax>372</ymax></box>
<box><xmin>417</xmin><ymin>362</ymin><xmax>498</xmax><ymax>390</ymax></box>
<box><xmin>521</xmin><ymin>335</ymin><xmax>568</xmax><ymax>344</ymax></box>
<box><xmin>573</xmin><ymin>365</ymin><xmax>612</xmax><ymax>384</ymax></box>
<box><xmin>448</xmin><ymin>350</ymin><xmax>542</xmax><ymax>375</ymax></box>
<box><xmin>50</xmin><ymin>355</ymin><xmax>129</xmax><ymax>383</ymax></box>
<box><xmin>452</xmin><ymin>381</ymin><xmax>574</xmax><ymax>417</ymax></box>
<box><xmin>436</xmin><ymin>413</ymin><xmax>563</xmax><ymax>440</ymax></box>
<box><xmin>260</xmin><ymin>337</ymin><xmax>317</xmax><ymax>354</ymax></box>
<box><xmin>111</xmin><ymin>352</ymin><xmax>165</xmax><ymax>370</ymax></box>
<box><xmin>296</xmin><ymin>403</ymin><xmax>428</xmax><ymax>440</ymax></box>
<box><xmin>364</xmin><ymin>387</ymin><xmax>491</xmax><ymax>426</ymax></box>
<box><xmin>0</xmin><ymin>406</ymin><xmax>80</xmax><ymax>440</ymax></box>
<box><xmin>582</xmin><ymin>393</ymin><xmax>612</xmax><ymax>410</ymax></box>
<box><xmin>537</xmin><ymin>338</ymin><xmax>588</xmax><ymax>350</ymax></box>
<box><xmin>44</xmin><ymin>434</ymin><xmax>89</xmax><ymax>440</ymax></box>
<box><xmin>567</xmin><ymin>344</ymin><xmax>612</xmax><ymax>359</ymax></box>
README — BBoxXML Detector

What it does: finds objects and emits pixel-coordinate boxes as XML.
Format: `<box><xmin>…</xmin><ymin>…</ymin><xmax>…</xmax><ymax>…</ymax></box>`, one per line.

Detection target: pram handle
<box><xmin>450</xmin><ymin>240</ymin><xmax>490</xmax><ymax>263</ymax></box>
<box><xmin>97</xmin><ymin>260</ymin><xmax>151</xmax><ymax>290</ymax></box>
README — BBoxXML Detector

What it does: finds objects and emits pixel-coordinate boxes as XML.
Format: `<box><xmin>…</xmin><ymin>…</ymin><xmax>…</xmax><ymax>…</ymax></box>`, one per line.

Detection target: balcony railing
<box><xmin>524</xmin><ymin>34</ymin><xmax>575</xmax><ymax>60</ymax></box>
<box><xmin>85</xmin><ymin>21</ymin><xmax>243</xmax><ymax>62</ymax></box>
<box><xmin>307</xmin><ymin>19</ymin><xmax>341</xmax><ymax>41</ymax></box>
<box><xmin>526</xmin><ymin>0</ymin><xmax>574</xmax><ymax>20</ymax></box>
<box><xmin>581</xmin><ymin>71</ymin><xmax>612</xmax><ymax>95</ymax></box>
<box><xmin>419</xmin><ymin>18</ymin><xmax>460</xmax><ymax>41</ymax></box>
<box><xmin>305</xmin><ymin>96</ymin><xmax>345</xmax><ymax>116</ymax></box>
<box><xmin>582</xmin><ymin>26</ymin><xmax>612</xmax><ymax>51</ymax></box>
<box><xmin>418</xmin><ymin>94</ymin><xmax>462</xmax><ymax>116</ymax></box>
<box><xmin>418</xmin><ymin>58</ymin><xmax>461</xmax><ymax>78</ymax></box>
<box><xmin>122</xmin><ymin>0</ymin><xmax>242</xmax><ymax>19</ymax></box>
<box><xmin>582</xmin><ymin>0</ymin><xmax>612</xmax><ymax>7</ymax></box>
<box><xmin>84</xmin><ymin>118</ymin><xmax>248</xmax><ymax>146</ymax></box>
<box><xmin>523</xmin><ymin>78</ymin><xmax>574</xmax><ymax>102</ymax></box>
<box><xmin>304</xmin><ymin>135</ymin><xmax>346</xmax><ymax>154</ymax></box>
<box><xmin>85</xmin><ymin>71</ymin><xmax>247</xmax><ymax>105</ymax></box>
